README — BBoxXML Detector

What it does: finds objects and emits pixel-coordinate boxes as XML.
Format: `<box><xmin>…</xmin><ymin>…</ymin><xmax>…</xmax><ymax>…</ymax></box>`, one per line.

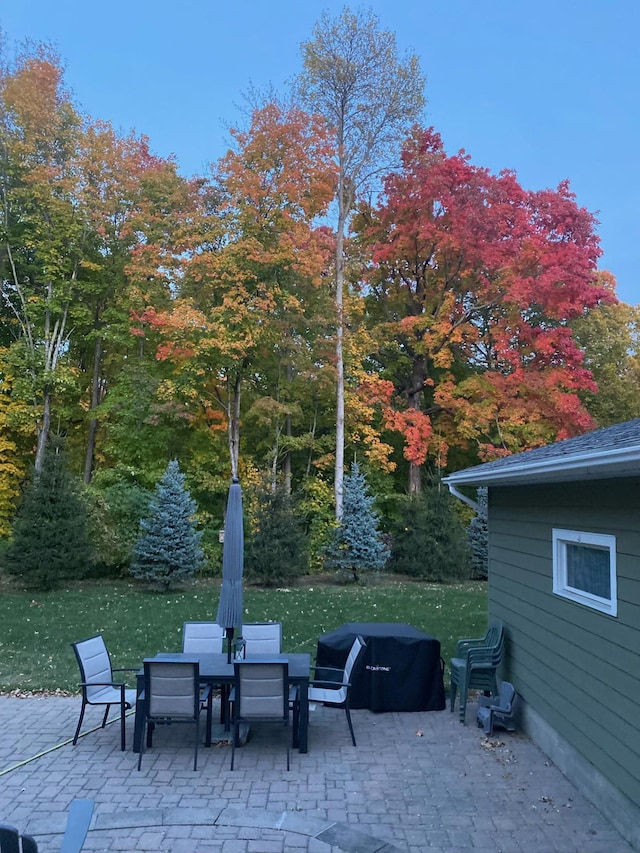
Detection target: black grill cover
<box><xmin>316</xmin><ymin>622</ymin><xmax>445</xmax><ymax>712</ymax></box>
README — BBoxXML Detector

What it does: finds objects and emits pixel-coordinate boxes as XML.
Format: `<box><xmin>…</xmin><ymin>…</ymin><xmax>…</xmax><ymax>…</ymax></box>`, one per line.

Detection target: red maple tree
<box><xmin>357</xmin><ymin>127</ymin><xmax>613</xmax><ymax>489</ymax></box>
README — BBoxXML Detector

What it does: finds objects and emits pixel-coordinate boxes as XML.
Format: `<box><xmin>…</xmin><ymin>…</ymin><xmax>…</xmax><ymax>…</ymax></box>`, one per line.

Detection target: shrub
<box><xmin>85</xmin><ymin>480</ymin><xmax>152</xmax><ymax>576</ymax></box>
<box><xmin>298</xmin><ymin>476</ymin><xmax>335</xmax><ymax>572</ymax></box>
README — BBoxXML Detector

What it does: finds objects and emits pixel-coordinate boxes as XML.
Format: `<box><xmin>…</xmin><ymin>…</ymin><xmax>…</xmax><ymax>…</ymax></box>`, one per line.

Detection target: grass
<box><xmin>0</xmin><ymin>577</ymin><xmax>488</xmax><ymax>693</ymax></box>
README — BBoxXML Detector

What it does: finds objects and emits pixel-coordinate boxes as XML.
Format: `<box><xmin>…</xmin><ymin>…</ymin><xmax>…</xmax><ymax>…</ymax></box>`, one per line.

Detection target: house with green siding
<box><xmin>443</xmin><ymin>418</ymin><xmax>640</xmax><ymax>852</ymax></box>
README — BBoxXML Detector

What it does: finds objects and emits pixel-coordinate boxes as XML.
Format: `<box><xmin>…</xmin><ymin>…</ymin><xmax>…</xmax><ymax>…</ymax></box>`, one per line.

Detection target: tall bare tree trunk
<box><xmin>407</xmin><ymin>360</ymin><xmax>425</xmax><ymax>494</ymax></box>
<box><xmin>334</xmin><ymin>200</ymin><xmax>346</xmax><ymax>519</ymax></box>
<box><xmin>297</xmin><ymin>8</ymin><xmax>425</xmax><ymax>517</ymax></box>
<box><xmin>84</xmin><ymin>335</ymin><xmax>103</xmax><ymax>483</ymax></box>
<box><xmin>35</xmin><ymin>388</ymin><xmax>52</xmax><ymax>473</ymax></box>
<box><xmin>228</xmin><ymin>371</ymin><xmax>242</xmax><ymax>481</ymax></box>
<box><xmin>283</xmin><ymin>364</ymin><xmax>293</xmax><ymax>494</ymax></box>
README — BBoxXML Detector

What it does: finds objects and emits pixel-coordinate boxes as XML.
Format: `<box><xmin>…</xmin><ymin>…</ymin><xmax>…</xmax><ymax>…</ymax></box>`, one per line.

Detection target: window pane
<box><xmin>566</xmin><ymin>544</ymin><xmax>611</xmax><ymax>599</ymax></box>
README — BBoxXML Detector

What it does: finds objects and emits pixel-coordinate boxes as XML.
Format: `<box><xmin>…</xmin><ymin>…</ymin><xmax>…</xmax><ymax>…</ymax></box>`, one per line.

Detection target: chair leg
<box><xmin>120</xmin><ymin>699</ymin><xmax>126</xmax><ymax>751</ymax></box>
<box><xmin>459</xmin><ymin>672</ymin><xmax>468</xmax><ymax>724</ymax></box>
<box><xmin>286</xmin><ymin>725</ymin><xmax>290</xmax><ymax>771</ymax></box>
<box><xmin>450</xmin><ymin>677</ymin><xmax>457</xmax><ymax>712</ymax></box>
<box><xmin>205</xmin><ymin>691</ymin><xmax>213</xmax><ymax>747</ymax></box>
<box><xmin>230</xmin><ymin>721</ymin><xmax>238</xmax><ymax>770</ymax></box>
<box><xmin>137</xmin><ymin>722</ymin><xmax>145</xmax><ymax>770</ymax></box>
<box><xmin>193</xmin><ymin>718</ymin><xmax>199</xmax><ymax>771</ymax></box>
<box><xmin>292</xmin><ymin>700</ymin><xmax>300</xmax><ymax>748</ymax></box>
<box><xmin>73</xmin><ymin>701</ymin><xmax>87</xmax><ymax>745</ymax></box>
<box><xmin>344</xmin><ymin>706</ymin><xmax>357</xmax><ymax>746</ymax></box>
<box><xmin>487</xmin><ymin>709</ymin><xmax>494</xmax><ymax>737</ymax></box>
<box><xmin>101</xmin><ymin>705</ymin><xmax>110</xmax><ymax>729</ymax></box>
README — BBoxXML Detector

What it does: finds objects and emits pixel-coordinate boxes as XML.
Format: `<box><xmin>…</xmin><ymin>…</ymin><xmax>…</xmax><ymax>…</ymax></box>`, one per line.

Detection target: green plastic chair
<box><xmin>476</xmin><ymin>680</ymin><xmax>519</xmax><ymax>735</ymax></box>
<box><xmin>450</xmin><ymin>621</ymin><xmax>504</xmax><ymax>724</ymax></box>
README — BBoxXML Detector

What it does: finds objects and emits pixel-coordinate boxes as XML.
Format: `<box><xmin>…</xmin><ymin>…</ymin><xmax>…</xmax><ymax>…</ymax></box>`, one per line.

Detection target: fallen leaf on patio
<box><xmin>415</xmin><ymin>729</ymin><xmax>424</xmax><ymax>737</ymax></box>
<box><xmin>481</xmin><ymin>739</ymin><xmax>505</xmax><ymax>749</ymax></box>
<box><xmin>540</xmin><ymin>796</ymin><xmax>554</xmax><ymax>804</ymax></box>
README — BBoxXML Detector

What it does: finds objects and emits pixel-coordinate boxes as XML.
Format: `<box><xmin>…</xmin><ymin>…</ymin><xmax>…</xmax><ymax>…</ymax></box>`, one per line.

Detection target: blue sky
<box><xmin>2</xmin><ymin>1</ymin><xmax>638</xmax><ymax>304</ymax></box>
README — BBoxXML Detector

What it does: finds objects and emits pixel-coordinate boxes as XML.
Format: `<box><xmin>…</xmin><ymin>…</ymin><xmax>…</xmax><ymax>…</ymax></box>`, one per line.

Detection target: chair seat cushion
<box><xmin>308</xmin><ymin>685</ymin><xmax>347</xmax><ymax>705</ymax></box>
<box><xmin>88</xmin><ymin>686</ymin><xmax>137</xmax><ymax>707</ymax></box>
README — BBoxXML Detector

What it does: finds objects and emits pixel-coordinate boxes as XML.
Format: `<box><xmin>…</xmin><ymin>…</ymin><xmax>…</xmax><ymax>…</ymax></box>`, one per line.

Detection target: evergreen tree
<box><xmin>468</xmin><ymin>487</ymin><xmax>488</xmax><ymax>580</ymax></box>
<box><xmin>4</xmin><ymin>439</ymin><xmax>93</xmax><ymax>590</ymax></box>
<box><xmin>246</xmin><ymin>485</ymin><xmax>308</xmax><ymax>587</ymax></box>
<box><xmin>388</xmin><ymin>485</ymin><xmax>471</xmax><ymax>582</ymax></box>
<box><xmin>130</xmin><ymin>460</ymin><xmax>204</xmax><ymax>590</ymax></box>
<box><xmin>323</xmin><ymin>462</ymin><xmax>388</xmax><ymax>583</ymax></box>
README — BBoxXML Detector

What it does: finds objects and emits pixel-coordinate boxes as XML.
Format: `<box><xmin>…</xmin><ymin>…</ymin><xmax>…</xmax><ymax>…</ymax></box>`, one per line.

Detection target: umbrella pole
<box><xmin>227</xmin><ymin>626</ymin><xmax>234</xmax><ymax>664</ymax></box>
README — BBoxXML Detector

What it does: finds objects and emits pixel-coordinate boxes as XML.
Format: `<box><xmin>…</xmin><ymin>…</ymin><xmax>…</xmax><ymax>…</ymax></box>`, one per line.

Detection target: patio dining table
<box><xmin>132</xmin><ymin>652</ymin><xmax>311</xmax><ymax>754</ymax></box>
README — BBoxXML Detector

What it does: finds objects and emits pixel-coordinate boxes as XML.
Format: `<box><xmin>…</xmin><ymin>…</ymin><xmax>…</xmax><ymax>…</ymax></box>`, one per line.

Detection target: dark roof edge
<box><xmin>442</xmin><ymin>445</ymin><xmax>640</xmax><ymax>487</ymax></box>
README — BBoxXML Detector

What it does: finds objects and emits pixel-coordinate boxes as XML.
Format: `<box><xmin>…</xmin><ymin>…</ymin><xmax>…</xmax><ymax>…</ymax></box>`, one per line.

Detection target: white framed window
<box><xmin>552</xmin><ymin>529</ymin><xmax>617</xmax><ymax>616</ymax></box>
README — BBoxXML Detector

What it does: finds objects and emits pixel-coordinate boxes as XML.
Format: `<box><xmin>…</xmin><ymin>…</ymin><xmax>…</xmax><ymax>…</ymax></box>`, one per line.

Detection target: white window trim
<box><xmin>552</xmin><ymin>528</ymin><xmax>617</xmax><ymax>617</ymax></box>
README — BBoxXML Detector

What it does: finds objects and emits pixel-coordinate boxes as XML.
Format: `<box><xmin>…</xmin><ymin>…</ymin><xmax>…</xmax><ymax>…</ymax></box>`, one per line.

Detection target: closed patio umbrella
<box><xmin>216</xmin><ymin>478</ymin><xmax>244</xmax><ymax>663</ymax></box>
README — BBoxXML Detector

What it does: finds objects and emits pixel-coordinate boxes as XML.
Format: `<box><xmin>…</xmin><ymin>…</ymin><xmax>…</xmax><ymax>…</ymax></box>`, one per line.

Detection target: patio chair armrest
<box><xmin>309</xmin><ymin>678</ymin><xmax>350</xmax><ymax>689</ymax></box>
<box><xmin>455</xmin><ymin>637</ymin><xmax>489</xmax><ymax>656</ymax></box>
<box><xmin>199</xmin><ymin>684</ymin><xmax>212</xmax><ymax>703</ymax></box>
<box><xmin>78</xmin><ymin>680</ymin><xmax>126</xmax><ymax>689</ymax></box>
<box><xmin>310</xmin><ymin>665</ymin><xmax>344</xmax><ymax>678</ymax></box>
<box><xmin>467</xmin><ymin>656</ymin><xmax>498</xmax><ymax>672</ymax></box>
<box><xmin>466</xmin><ymin>647</ymin><xmax>497</xmax><ymax>663</ymax></box>
<box><xmin>477</xmin><ymin>694</ymin><xmax>499</xmax><ymax>709</ymax></box>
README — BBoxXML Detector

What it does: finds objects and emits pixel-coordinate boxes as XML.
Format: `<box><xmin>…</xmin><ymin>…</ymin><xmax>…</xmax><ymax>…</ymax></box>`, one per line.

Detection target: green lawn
<box><xmin>0</xmin><ymin>578</ymin><xmax>488</xmax><ymax>693</ymax></box>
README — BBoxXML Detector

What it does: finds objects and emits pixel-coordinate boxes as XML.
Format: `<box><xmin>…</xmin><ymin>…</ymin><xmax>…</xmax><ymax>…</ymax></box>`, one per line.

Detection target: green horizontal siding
<box><xmin>488</xmin><ymin>477</ymin><xmax>640</xmax><ymax>811</ymax></box>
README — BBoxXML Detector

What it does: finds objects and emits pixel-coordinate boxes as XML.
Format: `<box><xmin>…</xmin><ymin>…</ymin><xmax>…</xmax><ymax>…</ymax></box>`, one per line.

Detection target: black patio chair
<box><xmin>305</xmin><ymin>635</ymin><xmax>367</xmax><ymax>746</ymax></box>
<box><xmin>0</xmin><ymin>799</ymin><xmax>94</xmax><ymax>853</ymax></box>
<box><xmin>182</xmin><ymin>621</ymin><xmax>225</xmax><ymax>654</ymax></box>
<box><xmin>230</xmin><ymin>660</ymin><xmax>295</xmax><ymax>770</ymax></box>
<box><xmin>0</xmin><ymin>824</ymin><xmax>38</xmax><ymax>853</ymax></box>
<box><xmin>71</xmin><ymin>635</ymin><xmax>137</xmax><ymax>751</ymax></box>
<box><xmin>240</xmin><ymin>622</ymin><xmax>282</xmax><ymax>655</ymax></box>
<box><xmin>137</xmin><ymin>659</ymin><xmax>212</xmax><ymax>771</ymax></box>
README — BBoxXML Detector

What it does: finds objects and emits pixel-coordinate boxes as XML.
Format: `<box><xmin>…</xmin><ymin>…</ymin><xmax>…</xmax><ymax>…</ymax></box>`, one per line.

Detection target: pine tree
<box><xmin>4</xmin><ymin>438</ymin><xmax>93</xmax><ymax>590</ymax></box>
<box><xmin>130</xmin><ymin>460</ymin><xmax>204</xmax><ymax>590</ymax></box>
<box><xmin>246</xmin><ymin>485</ymin><xmax>308</xmax><ymax>587</ymax></box>
<box><xmin>323</xmin><ymin>462</ymin><xmax>388</xmax><ymax>583</ymax></box>
<box><xmin>468</xmin><ymin>487</ymin><xmax>488</xmax><ymax>580</ymax></box>
<box><xmin>389</xmin><ymin>485</ymin><xmax>471</xmax><ymax>582</ymax></box>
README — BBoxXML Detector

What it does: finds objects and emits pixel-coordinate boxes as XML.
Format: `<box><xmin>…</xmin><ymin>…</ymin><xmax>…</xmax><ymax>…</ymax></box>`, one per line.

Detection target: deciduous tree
<box><xmin>140</xmin><ymin>102</ymin><xmax>335</xmax><ymax>483</ymax></box>
<box><xmin>72</xmin><ymin>121</ymin><xmax>169</xmax><ymax>482</ymax></box>
<box><xmin>358</xmin><ymin>128</ymin><xmax>610</xmax><ymax>487</ymax></box>
<box><xmin>571</xmin><ymin>281</ymin><xmax>640</xmax><ymax>427</ymax></box>
<box><xmin>0</xmin><ymin>47</ymin><xmax>85</xmax><ymax>471</ymax></box>
<box><xmin>297</xmin><ymin>7</ymin><xmax>425</xmax><ymax>517</ymax></box>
